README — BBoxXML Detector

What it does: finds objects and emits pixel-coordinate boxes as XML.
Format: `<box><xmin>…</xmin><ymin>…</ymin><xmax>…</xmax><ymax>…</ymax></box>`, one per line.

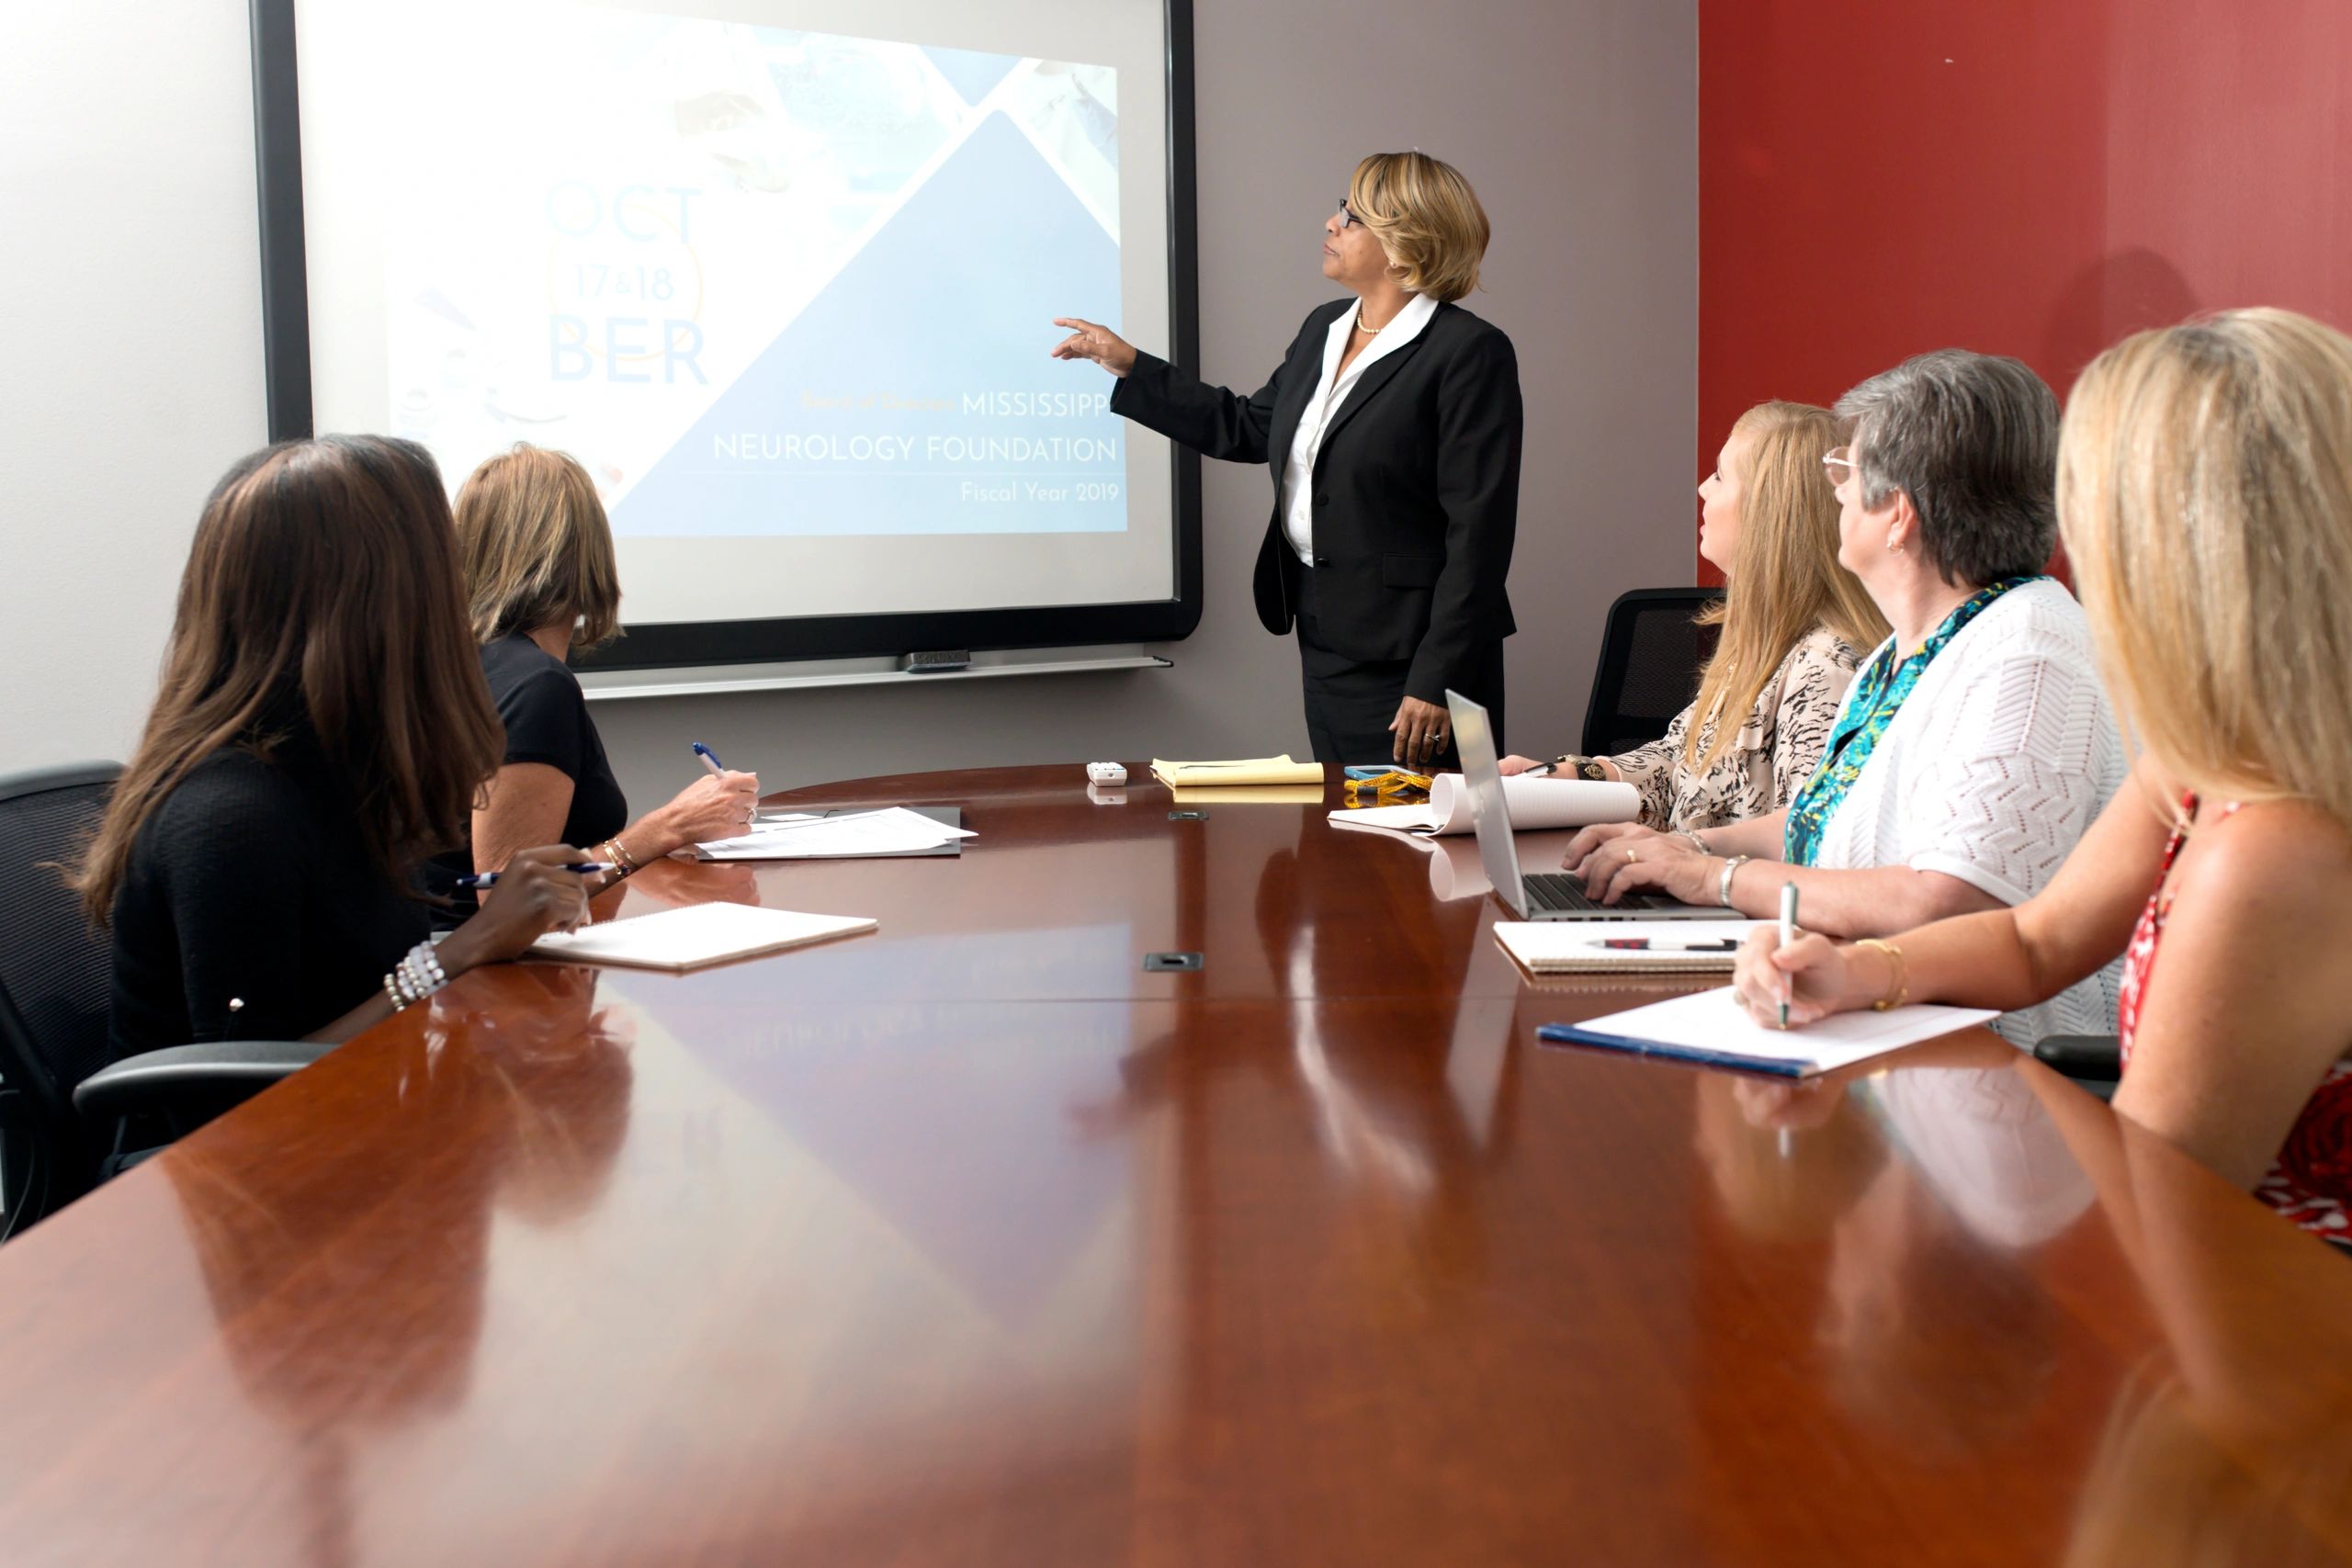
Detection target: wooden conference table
<box><xmin>0</xmin><ymin>765</ymin><xmax>2348</xmax><ymax>1566</ymax></box>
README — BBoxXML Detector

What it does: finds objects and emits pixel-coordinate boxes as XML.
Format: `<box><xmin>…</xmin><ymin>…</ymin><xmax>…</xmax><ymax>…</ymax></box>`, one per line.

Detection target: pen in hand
<box><xmin>457</xmin><ymin>862</ymin><xmax>613</xmax><ymax>890</ymax></box>
<box><xmin>1778</xmin><ymin>881</ymin><xmax>1800</xmax><ymax>1029</ymax></box>
<box><xmin>693</xmin><ymin>741</ymin><xmax>726</xmax><ymax>776</ymax></box>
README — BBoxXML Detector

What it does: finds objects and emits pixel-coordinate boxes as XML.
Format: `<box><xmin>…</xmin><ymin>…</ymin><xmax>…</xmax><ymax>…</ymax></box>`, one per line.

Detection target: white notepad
<box><xmin>1538</xmin><ymin>986</ymin><xmax>1998</xmax><ymax>1077</ymax></box>
<box><xmin>527</xmin><ymin>902</ymin><xmax>877</xmax><ymax>971</ymax></box>
<box><xmin>695</xmin><ymin>807</ymin><xmax>974</xmax><ymax>860</ymax></box>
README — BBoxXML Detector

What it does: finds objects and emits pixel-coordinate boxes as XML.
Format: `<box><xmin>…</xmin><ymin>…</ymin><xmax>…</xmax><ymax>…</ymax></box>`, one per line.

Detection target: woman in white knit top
<box><xmin>1501</xmin><ymin>400</ymin><xmax>1887</xmax><ymax>831</ymax></box>
<box><xmin>1566</xmin><ymin>350</ymin><xmax>2125</xmax><ymax>1044</ymax></box>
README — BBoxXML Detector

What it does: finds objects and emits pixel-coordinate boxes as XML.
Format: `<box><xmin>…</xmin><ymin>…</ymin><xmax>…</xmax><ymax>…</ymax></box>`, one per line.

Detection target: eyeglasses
<box><xmin>1823</xmin><ymin>446</ymin><xmax>1860</xmax><ymax>492</ymax></box>
<box><xmin>1337</xmin><ymin>198</ymin><xmax>1363</xmax><ymax>230</ymax></box>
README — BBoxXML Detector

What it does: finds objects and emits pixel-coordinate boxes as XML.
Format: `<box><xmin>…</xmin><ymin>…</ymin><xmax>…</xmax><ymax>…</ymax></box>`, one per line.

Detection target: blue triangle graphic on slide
<box><xmin>614</xmin><ymin>109</ymin><xmax>1125</xmax><ymax>539</ymax></box>
<box><xmin>921</xmin><ymin>45</ymin><xmax>1023</xmax><ymax>107</ymax></box>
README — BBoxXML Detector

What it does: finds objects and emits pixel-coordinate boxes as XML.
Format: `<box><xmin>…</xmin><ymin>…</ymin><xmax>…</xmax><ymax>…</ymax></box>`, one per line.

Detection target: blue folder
<box><xmin>1534</xmin><ymin>1022</ymin><xmax>1815</xmax><ymax>1078</ymax></box>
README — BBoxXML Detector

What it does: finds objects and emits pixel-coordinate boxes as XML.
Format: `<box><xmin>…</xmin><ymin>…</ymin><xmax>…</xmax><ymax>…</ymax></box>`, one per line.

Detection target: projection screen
<box><xmin>253</xmin><ymin>0</ymin><xmax>1201</xmax><ymax>670</ymax></box>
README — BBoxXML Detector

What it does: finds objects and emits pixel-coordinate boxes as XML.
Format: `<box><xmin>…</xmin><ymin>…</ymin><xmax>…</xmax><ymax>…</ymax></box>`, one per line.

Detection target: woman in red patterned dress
<box><xmin>1732</xmin><ymin>308</ymin><xmax>2352</xmax><ymax>1252</ymax></box>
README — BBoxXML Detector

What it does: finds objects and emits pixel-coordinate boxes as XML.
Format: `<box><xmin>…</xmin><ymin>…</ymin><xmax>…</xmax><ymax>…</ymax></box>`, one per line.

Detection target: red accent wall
<box><xmin>1696</xmin><ymin>0</ymin><xmax>2352</xmax><ymax>581</ymax></box>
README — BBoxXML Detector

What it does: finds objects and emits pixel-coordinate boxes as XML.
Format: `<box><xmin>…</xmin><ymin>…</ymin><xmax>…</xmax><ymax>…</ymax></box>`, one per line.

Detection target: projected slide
<box><xmin>387</xmin><ymin>16</ymin><xmax>1122</xmax><ymax>536</ymax></box>
<box><xmin>294</xmin><ymin>0</ymin><xmax>1182</xmax><ymax>631</ymax></box>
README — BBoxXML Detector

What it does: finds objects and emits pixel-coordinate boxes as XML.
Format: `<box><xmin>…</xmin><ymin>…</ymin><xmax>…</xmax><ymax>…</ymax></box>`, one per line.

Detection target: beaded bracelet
<box><xmin>400</xmin><ymin>942</ymin><xmax>446</xmax><ymax>998</ymax></box>
<box><xmin>383</xmin><ymin>940</ymin><xmax>450</xmax><ymax>1011</ymax></box>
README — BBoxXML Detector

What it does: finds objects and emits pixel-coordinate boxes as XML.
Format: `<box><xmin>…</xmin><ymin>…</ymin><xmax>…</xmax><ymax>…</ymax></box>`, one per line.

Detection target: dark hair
<box><xmin>1836</xmin><ymin>349</ymin><xmax>2061</xmax><ymax>586</ymax></box>
<box><xmin>77</xmin><ymin>435</ymin><xmax>504</xmax><ymax>919</ymax></box>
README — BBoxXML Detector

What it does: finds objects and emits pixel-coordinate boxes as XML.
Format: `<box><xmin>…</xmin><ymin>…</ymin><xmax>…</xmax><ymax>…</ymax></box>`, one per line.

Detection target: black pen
<box><xmin>457</xmin><ymin>862</ymin><xmax>614</xmax><ymax>889</ymax></box>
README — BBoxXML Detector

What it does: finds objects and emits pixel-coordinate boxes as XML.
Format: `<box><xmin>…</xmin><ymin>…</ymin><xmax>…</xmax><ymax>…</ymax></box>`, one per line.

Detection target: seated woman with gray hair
<box><xmin>1565</xmin><ymin>349</ymin><xmax>2125</xmax><ymax>1044</ymax></box>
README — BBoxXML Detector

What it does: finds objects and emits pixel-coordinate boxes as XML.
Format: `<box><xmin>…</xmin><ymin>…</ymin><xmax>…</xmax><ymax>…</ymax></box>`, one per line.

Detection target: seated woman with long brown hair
<box><xmin>81</xmin><ymin>436</ymin><xmax>594</xmax><ymax>1055</ymax></box>
<box><xmin>1501</xmin><ymin>400</ymin><xmax>1888</xmax><ymax>833</ymax></box>
<box><xmin>429</xmin><ymin>444</ymin><xmax>758</xmax><ymax>916</ymax></box>
<box><xmin>1736</xmin><ymin>309</ymin><xmax>2352</xmax><ymax>1251</ymax></box>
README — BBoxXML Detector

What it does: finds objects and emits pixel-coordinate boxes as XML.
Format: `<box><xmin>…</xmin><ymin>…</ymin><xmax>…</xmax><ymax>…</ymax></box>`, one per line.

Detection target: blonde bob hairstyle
<box><xmin>454</xmin><ymin>444</ymin><xmax>622</xmax><ymax>649</ymax></box>
<box><xmin>2058</xmin><ymin>308</ymin><xmax>2352</xmax><ymax>828</ymax></box>
<box><xmin>1346</xmin><ymin>152</ymin><xmax>1490</xmax><ymax>304</ymax></box>
<box><xmin>1683</xmin><ymin>401</ymin><xmax>1890</xmax><ymax>773</ymax></box>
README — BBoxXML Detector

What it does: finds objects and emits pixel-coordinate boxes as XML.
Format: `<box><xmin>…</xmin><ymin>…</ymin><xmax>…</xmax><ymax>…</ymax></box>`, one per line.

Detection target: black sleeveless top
<box><xmin>425</xmin><ymin>634</ymin><xmax>628</xmax><ymax>918</ymax></box>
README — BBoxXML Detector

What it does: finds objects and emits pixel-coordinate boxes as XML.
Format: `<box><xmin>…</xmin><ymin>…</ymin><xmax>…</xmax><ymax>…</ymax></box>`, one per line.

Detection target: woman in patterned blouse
<box><xmin>1501</xmin><ymin>400</ymin><xmax>1886</xmax><ymax>830</ymax></box>
<box><xmin>1734</xmin><ymin>310</ymin><xmax>2352</xmax><ymax>1250</ymax></box>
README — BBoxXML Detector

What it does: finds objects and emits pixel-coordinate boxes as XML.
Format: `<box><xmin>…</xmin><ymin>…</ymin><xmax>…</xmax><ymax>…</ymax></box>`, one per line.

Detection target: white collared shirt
<box><xmin>1281</xmin><ymin>291</ymin><xmax>1440</xmax><ymax>564</ymax></box>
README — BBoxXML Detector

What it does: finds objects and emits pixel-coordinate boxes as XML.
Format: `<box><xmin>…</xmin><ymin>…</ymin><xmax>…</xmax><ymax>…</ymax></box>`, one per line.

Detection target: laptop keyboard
<box><xmin>1524</xmin><ymin>872</ymin><xmax>1668</xmax><ymax>914</ymax></box>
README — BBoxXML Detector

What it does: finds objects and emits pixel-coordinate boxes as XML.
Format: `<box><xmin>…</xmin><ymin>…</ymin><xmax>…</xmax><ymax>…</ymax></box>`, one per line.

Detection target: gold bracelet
<box><xmin>602</xmin><ymin>837</ymin><xmax>638</xmax><ymax>876</ymax></box>
<box><xmin>1854</xmin><ymin>938</ymin><xmax>1908</xmax><ymax>1011</ymax></box>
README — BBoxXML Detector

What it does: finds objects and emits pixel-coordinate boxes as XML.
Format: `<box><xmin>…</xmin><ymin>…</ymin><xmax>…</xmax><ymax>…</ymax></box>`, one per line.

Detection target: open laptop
<box><xmin>1445</xmin><ymin>690</ymin><xmax>1720</xmax><ymax>921</ymax></box>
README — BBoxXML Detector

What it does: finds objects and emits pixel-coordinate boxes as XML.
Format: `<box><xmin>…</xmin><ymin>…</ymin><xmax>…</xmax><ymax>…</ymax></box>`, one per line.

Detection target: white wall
<box><xmin>0</xmin><ymin>1</ymin><xmax>1697</xmax><ymax>807</ymax></box>
<box><xmin>0</xmin><ymin>0</ymin><xmax>268</xmax><ymax>768</ymax></box>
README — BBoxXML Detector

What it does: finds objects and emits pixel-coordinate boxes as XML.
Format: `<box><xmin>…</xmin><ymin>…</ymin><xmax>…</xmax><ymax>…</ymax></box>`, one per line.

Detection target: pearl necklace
<box><xmin>1354</xmin><ymin>303</ymin><xmax>1393</xmax><ymax>334</ymax></box>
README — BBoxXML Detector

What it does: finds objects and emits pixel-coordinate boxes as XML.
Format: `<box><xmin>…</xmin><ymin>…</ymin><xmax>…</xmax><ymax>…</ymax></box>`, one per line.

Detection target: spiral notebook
<box><xmin>1494</xmin><ymin>919</ymin><xmax>1770</xmax><ymax>975</ymax></box>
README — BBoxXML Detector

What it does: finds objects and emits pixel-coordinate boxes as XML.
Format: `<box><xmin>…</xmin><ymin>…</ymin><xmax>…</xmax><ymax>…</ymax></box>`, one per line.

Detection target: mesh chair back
<box><xmin>1580</xmin><ymin>588</ymin><xmax>1725</xmax><ymax>759</ymax></box>
<box><xmin>0</xmin><ymin>765</ymin><xmax>122</xmax><ymax>1122</ymax></box>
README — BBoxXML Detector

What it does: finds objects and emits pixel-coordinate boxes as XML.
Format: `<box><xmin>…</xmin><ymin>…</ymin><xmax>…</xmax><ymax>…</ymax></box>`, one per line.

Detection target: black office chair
<box><xmin>2032</xmin><ymin>1034</ymin><xmax>2122</xmax><ymax>1100</ymax></box>
<box><xmin>0</xmin><ymin>763</ymin><xmax>322</xmax><ymax>1238</ymax></box>
<box><xmin>1580</xmin><ymin>586</ymin><xmax>1726</xmax><ymax>759</ymax></box>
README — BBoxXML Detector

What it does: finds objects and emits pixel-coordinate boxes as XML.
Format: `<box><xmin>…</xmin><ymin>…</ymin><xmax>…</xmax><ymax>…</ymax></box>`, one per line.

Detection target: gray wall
<box><xmin>1</xmin><ymin>1</ymin><xmax>1697</xmax><ymax>804</ymax></box>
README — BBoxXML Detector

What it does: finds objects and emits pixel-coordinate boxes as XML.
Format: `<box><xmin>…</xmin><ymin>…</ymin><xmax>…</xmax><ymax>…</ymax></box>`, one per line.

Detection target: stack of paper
<box><xmin>1494</xmin><ymin>919</ymin><xmax>1770</xmax><ymax>975</ymax></box>
<box><xmin>1151</xmin><ymin>756</ymin><xmax>1325</xmax><ymax>788</ymax></box>
<box><xmin>1332</xmin><ymin>773</ymin><xmax>1639</xmax><ymax>836</ymax></box>
<box><xmin>1537</xmin><ymin>987</ymin><xmax>1997</xmax><ymax>1077</ymax></box>
<box><xmin>694</xmin><ymin>806</ymin><xmax>975</xmax><ymax>861</ymax></box>
<box><xmin>528</xmin><ymin>902</ymin><xmax>877</xmax><ymax>971</ymax></box>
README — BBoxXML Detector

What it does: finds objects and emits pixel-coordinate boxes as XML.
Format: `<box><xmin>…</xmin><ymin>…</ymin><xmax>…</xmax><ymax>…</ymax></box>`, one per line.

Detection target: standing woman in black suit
<box><xmin>1052</xmin><ymin>151</ymin><xmax>1522</xmax><ymax>766</ymax></box>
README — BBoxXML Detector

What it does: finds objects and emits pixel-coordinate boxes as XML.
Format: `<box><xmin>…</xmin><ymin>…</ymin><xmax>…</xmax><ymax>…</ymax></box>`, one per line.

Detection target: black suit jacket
<box><xmin>1110</xmin><ymin>299</ymin><xmax>1522</xmax><ymax>703</ymax></box>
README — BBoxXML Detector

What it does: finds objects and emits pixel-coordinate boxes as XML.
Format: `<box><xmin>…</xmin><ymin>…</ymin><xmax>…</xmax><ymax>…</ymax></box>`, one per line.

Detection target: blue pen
<box><xmin>693</xmin><ymin>741</ymin><xmax>725</xmax><ymax>776</ymax></box>
<box><xmin>458</xmin><ymin>862</ymin><xmax>613</xmax><ymax>889</ymax></box>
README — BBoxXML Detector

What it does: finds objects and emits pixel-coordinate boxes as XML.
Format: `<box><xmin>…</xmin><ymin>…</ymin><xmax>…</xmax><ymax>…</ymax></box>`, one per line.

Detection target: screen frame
<box><xmin>248</xmin><ymin>0</ymin><xmax>1203</xmax><ymax>671</ymax></box>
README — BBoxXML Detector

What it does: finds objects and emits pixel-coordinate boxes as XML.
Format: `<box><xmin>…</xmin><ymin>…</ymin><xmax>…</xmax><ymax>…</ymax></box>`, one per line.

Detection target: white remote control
<box><xmin>1086</xmin><ymin>761</ymin><xmax>1127</xmax><ymax>785</ymax></box>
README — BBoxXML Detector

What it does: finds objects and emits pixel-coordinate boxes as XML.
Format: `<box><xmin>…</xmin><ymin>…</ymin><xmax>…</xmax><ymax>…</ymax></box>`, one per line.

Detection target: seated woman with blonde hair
<box><xmin>1501</xmin><ymin>400</ymin><xmax>1887</xmax><ymax>832</ymax></box>
<box><xmin>1736</xmin><ymin>308</ymin><xmax>2352</xmax><ymax>1250</ymax></box>
<box><xmin>428</xmin><ymin>445</ymin><xmax>759</xmax><ymax>915</ymax></box>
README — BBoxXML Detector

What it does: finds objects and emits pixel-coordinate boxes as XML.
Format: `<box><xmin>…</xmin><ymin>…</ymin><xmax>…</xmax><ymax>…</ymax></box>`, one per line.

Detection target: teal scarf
<box><xmin>1783</xmin><ymin>576</ymin><xmax>2044</xmax><ymax>867</ymax></box>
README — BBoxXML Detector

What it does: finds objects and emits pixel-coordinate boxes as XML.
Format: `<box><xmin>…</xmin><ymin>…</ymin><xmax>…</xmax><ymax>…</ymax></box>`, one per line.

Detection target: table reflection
<box><xmin>2012</xmin><ymin>1066</ymin><xmax>2352</xmax><ymax>1565</ymax></box>
<box><xmin>1698</xmin><ymin>1056</ymin><xmax>2074</xmax><ymax>1460</ymax></box>
<box><xmin>161</xmin><ymin>969</ymin><xmax>632</xmax><ymax>1567</ymax></box>
<box><xmin>1690</xmin><ymin>1043</ymin><xmax>2352</xmax><ymax>1562</ymax></box>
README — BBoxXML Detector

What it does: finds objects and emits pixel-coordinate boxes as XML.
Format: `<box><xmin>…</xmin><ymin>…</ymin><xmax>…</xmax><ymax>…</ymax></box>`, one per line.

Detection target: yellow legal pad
<box><xmin>1149</xmin><ymin>756</ymin><xmax>1327</xmax><ymax>788</ymax></box>
<box><xmin>1168</xmin><ymin>784</ymin><xmax>1328</xmax><ymax>805</ymax></box>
